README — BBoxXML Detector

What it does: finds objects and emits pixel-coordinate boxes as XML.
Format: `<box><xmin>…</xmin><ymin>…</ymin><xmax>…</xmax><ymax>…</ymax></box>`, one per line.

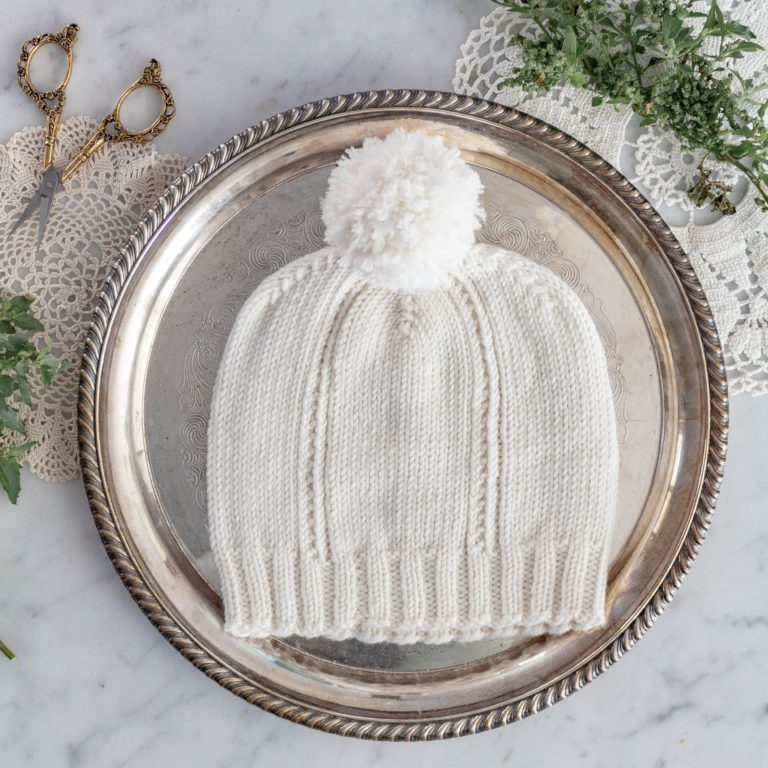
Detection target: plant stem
<box><xmin>530</xmin><ymin>15</ymin><xmax>554</xmax><ymax>42</ymax></box>
<box><xmin>0</xmin><ymin>637</ymin><xmax>15</xmax><ymax>661</ymax></box>
<box><xmin>629</xmin><ymin>35</ymin><xmax>645</xmax><ymax>85</ymax></box>
<box><xmin>723</xmin><ymin>155</ymin><xmax>768</xmax><ymax>208</ymax></box>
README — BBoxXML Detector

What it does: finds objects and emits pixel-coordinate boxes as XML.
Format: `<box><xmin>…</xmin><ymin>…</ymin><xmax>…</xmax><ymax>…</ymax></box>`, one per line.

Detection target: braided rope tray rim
<box><xmin>77</xmin><ymin>89</ymin><xmax>728</xmax><ymax>741</ymax></box>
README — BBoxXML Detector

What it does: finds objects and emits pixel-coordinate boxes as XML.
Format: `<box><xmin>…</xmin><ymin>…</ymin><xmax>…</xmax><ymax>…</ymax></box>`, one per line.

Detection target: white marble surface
<box><xmin>0</xmin><ymin>1</ymin><xmax>766</xmax><ymax>765</ymax></box>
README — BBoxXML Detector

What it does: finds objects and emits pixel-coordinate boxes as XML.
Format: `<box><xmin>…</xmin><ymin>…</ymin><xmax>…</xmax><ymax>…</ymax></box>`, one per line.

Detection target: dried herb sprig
<box><xmin>1</xmin><ymin>294</ymin><xmax>62</xmax><ymax>660</ymax></box>
<box><xmin>495</xmin><ymin>0</ymin><xmax>768</xmax><ymax>214</ymax></box>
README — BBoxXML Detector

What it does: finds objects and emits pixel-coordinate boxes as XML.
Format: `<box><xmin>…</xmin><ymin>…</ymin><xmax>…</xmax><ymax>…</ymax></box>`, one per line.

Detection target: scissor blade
<box><xmin>10</xmin><ymin>188</ymin><xmax>43</xmax><ymax>235</ymax></box>
<box><xmin>9</xmin><ymin>167</ymin><xmax>60</xmax><ymax>246</ymax></box>
<box><xmin>34</xmin><ymin>168</ymin><xmax>60</xmax><ymax>248</ymax></box>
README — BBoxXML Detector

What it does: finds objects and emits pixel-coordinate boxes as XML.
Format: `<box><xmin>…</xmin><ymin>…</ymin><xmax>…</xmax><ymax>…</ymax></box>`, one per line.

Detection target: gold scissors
<box><xmin>11</xmin><ymin>23</ymin><xmax>176</xmax><ymax>247</ymax></box>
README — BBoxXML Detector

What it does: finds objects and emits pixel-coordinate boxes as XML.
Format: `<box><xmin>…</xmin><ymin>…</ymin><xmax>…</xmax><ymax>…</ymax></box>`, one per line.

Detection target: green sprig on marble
<box><xmin>494</xmin><ymin>0</ymin><xmax>768</xmax><ymax>215</ymax></box>
<box><xmin>0</xmin><ymin>293</ymin><xmax>63</xmax><ymax>660</ymax></box>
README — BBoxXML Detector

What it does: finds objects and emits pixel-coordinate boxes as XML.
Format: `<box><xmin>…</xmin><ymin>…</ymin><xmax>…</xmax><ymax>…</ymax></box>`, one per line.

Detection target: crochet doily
<box><xmin>0</xmin><ymin>116</ymin><xmax>188</xmax><ymax>481</ymax></box>
<box><xmin>455</xmin><ymin>0</ymin><xmax>768</xmax><ymax>395</ymax></box>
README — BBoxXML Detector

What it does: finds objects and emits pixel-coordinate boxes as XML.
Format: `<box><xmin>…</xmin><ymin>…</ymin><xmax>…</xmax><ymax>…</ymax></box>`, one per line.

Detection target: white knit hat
<box><xmin>207</xmin><ymin>129</ymin><xmax>619</xmax><ymax>645</ymax></box>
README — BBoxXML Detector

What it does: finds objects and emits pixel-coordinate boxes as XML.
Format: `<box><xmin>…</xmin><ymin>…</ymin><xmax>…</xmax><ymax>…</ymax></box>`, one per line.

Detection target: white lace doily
<box><xmin>455</xmin><ymin>1</ymin><xmax>768</xmax><ymax>395</ymax></box>
<box><xmin>0</xmin><ymin>116</ymin><xmax>188</xmax><ymax>481</ymax></box>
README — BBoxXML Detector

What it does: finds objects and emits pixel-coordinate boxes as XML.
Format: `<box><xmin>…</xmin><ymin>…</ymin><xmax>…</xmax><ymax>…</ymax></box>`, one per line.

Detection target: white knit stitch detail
<box><xmin>208</xmin><ymin>243</ymin><xmax>619</xmax><ymax>644</ymax></box>
<box><xmin>220</xmin><ymin>543</ymin><xmax>610</xmax><ymax>643</ymax></box>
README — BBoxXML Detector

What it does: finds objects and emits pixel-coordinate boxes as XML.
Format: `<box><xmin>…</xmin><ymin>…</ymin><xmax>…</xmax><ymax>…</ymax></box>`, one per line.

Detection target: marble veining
<box><xmin>0</xmin><ymin>0</ymin><xmax>766</xmax><ymax>765</ymax></box>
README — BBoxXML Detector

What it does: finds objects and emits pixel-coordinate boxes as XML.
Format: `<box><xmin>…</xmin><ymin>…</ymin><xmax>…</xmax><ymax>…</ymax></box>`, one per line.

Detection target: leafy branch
<box><xmin>0</xmin><ymin>294</ymin><xmax>63</xmax><ymax>660</ymax></box>
<box><xmin>494</xmin><ymin>0</ymin><xmax>768</xmax><ymax>215</ymax></box>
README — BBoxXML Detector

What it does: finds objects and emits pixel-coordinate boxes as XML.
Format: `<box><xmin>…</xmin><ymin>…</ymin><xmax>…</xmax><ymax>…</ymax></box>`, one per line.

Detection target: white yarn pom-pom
<box><xmin>321</xmin><ymin>128</ymin><xmax>485</xmax><ymax>291</ymax></box>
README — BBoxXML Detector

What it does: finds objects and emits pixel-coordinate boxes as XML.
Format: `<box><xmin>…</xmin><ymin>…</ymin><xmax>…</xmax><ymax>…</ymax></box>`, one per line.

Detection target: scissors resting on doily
<box><xmin>10</xmin><ymin>23</ymin><xmax>176</xmax><ymax>249</ymax></box>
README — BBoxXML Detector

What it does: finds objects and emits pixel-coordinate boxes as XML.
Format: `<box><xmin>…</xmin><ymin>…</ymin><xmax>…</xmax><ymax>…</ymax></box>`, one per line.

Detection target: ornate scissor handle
<box><xmin>16</xmin><ymin>23</ymin><xmax>79</xmax><ymax>169</ymax></box>
<box><xmin>61</xmin><ymin>59</ymin><xmax>176</xmax><ymax>182</ymax></box>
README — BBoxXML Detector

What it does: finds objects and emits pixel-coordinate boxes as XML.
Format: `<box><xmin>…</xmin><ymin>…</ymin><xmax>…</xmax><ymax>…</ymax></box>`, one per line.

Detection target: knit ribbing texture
<box><xmin>207</xmin><ymin>243</ymin><xmax>619</xmax><ymax>644</ymax></box>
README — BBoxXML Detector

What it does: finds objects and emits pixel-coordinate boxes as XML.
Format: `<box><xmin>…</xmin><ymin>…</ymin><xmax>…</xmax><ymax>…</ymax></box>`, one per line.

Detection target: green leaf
<box><xmin>562</xmin><ymin>26</ymin><xmax>578</xmax><ymax>66</ymax></box>
<box><xmin>724</xmin><ymin>41</ymin><xmax>763</xmax><ymax>58</ymax></box>
<box><xmin>13</xmin><ymin>313</ymin><xmax>44</xmax><ymax>332</ymax></box>
<box><xmin>8</xmin><ymin>296</ymin><xmax>33</xmax><ymax>313</ymax></box>
<box><xmin>662</xmin><ymin>14</ymin><xmax>683</xmax><ymax>41</ymax></box>
<box><xmin>723</xmin><ymin>20</ymin><xmax>756</xmax><ymax>40</ymax></box>
<box><xmin>0</xmin><ymin>402</ymin><xmax>25</xmax><ymax>434</ymax></box>
<box><xmin>556</xmin><ymin>14</ymin><xmax>579</xmax><ymax>28</ymax></box>
<box><xmin>592</xmin><ymin>95</ymin><xmax>604</xmax><ymax>107</ymax></box>
<box><xmin>7</xmin><ymin>440</ymin><xmax>33</xmax><ymax>458</ymax></box>
<box><xmin>0</xmin><ymin>375</ymin><xmax>13</xmax><ymax>397</ymax></box>
<box><xmin>568</xmin><ymin>71</ymin><xmax>588</xmax><ymax>88</ymax></box>
<box><xmin>0</xmin><ymin>453</ymin><xmax>22</xmax><ymax>504</ymax></box>
<box><xmin>675</xmin><ymin>26</ymin><xmax>696</xmax><ymax>46</ymax></box>
<box><xmin>38</xmin><ymin>358</ymin><xmax>63</xmax><ymax>388</ymax></box>
<box><xmin>5</xmin><ymin>330</ymin><xmax>34</xmax><ymax>353</ymax></box>
<box><xmin>16</xmin><ymin>373</ymin><xmax>32</xmax><ymax>406</ymax></box>
<box><xmin>712</xmin><ymin>1</ymin><xmax>726</xmax><ymax>35</ymax></box>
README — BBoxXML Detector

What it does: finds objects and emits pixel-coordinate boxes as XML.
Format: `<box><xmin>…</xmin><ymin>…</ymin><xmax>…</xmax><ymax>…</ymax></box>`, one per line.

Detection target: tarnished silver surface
<box><xmin>78</xmin><ymin>90</ymin><xmax>728</xmax><ymax>739</ymax></box>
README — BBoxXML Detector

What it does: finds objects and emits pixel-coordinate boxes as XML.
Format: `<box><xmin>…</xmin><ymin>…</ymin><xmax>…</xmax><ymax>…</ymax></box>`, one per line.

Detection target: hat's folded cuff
<box><xmin>217</xmin><ymin>541</ymin><xmax>611</xmax><ymax>645</ymax></box>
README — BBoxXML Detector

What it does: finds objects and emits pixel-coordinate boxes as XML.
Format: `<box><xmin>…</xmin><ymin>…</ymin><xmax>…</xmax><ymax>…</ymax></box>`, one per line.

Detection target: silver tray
<box><xmin>78</xmin><ymin>91</ymin><xmax>728</xmax><ymax>740</ymax></box>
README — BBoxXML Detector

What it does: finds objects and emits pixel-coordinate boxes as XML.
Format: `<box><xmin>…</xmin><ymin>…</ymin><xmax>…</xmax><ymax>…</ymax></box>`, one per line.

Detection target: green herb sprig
<box><xmin>494</xmin><ymin>0</ymin><xmax>768</xmax><ymax>215</ymax></box>
<box><xmin>0</xmin><ymin>294</ymin><xmax>62</xmax><ymax>505</ymax></box>
<box><xmin>0</xmin><ymin>294</ymin><xmax>62</xmax><ymax>660</ymax></box>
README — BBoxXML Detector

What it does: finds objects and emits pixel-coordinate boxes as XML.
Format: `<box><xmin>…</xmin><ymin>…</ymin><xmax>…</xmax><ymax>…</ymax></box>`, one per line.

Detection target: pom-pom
<box><xmin>321</xmin><ymin>128</ymin><xmax>485</xmax><ymax>291</ymax></box>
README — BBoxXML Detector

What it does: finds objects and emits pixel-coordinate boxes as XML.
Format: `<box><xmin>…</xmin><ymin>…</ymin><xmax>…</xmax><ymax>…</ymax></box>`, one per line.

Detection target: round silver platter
<box><xmin>78</xmin><ymin>91</ymin><xmax>728</xmax><ymax>740</ymax></box>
